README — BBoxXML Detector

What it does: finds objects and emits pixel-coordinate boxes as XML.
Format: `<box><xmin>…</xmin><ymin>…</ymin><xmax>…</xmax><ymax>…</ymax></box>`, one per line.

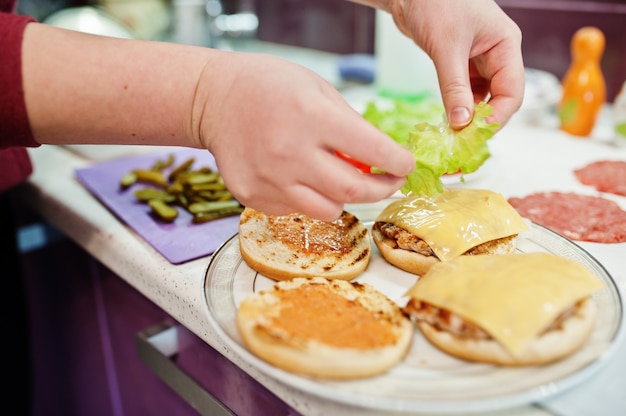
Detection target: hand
<box><xmin>195</xmin><ymin>52</ymin><xmax>415</xmax><ymax>221</ymax></box>
<box><xmin>20</xmin><ymin>24</ymin><xmax>413</xmax><ymax>222</ymax></box>
<box><xmin>389</xmin><ymin>0</ymin><xmax>525</xmax><ymax>128</ymax></box>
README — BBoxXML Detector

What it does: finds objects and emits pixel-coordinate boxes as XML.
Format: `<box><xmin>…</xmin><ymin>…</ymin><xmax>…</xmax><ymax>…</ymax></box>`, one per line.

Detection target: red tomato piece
<box><xmin>335</xmin><ymin>151</ymin><xmax>371</xmax><ymax>173</ymax></box>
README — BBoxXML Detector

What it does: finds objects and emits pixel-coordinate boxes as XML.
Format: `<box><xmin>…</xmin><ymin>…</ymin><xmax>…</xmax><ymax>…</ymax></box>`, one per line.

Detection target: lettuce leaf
<box><xmin>362</xmin><ymin>100</ymin><xmax>499</xmax><ymax>196</ymax></box>
<box><xmin>362</xmin><ymin>100</ymin><xmax>445</xmax><ymax>146</ymax></box>
<box><xmin>400</xmin><ymin>101</ymin><xmax>499</xmax><ymax>196</ymax></box>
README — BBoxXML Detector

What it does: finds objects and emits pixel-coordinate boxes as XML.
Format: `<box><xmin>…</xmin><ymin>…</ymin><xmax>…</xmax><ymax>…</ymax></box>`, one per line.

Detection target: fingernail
<box><xmin>450</xmin><ymin>107</ymin><xmax>471</xmax><ymax>128</ymax></box>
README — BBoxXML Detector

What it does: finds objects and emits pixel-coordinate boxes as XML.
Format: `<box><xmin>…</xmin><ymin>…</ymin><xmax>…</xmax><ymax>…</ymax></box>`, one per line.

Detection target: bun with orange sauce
<box><xmin>236</xmin><ymin>277</ymin><xmax>414</xmax><ymax>378</ymax></box>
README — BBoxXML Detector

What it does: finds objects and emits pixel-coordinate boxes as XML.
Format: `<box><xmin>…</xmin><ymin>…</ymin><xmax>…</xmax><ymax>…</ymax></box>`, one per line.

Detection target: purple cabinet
<box><xmin>22</xmin><ymin>238</ymin><xmax>195</xmax><ymax>415</ymax></box>
<box><xmin>20</xmin><ymin>236</ymin><xmax>295</xmax><ymax>415</ymax></box>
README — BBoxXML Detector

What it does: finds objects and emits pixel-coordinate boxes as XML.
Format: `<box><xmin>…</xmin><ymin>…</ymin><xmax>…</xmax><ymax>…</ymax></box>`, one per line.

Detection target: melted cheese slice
<box><xmin>405</xmin><ymin>252</ymin><xmax>603</xmax><ymax>356</ymax></box>
<box><xmin>375</xmin><ymin>189</ymin><xmax>529</xmax><ymax>261</ymax></box>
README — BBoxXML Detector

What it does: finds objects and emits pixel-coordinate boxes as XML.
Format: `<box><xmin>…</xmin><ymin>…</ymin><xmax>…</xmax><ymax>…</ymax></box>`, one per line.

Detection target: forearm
<box><xmin>21</xmin><ymin>22</ymin><xmax>218</xmax><ymax>148</ymax></box>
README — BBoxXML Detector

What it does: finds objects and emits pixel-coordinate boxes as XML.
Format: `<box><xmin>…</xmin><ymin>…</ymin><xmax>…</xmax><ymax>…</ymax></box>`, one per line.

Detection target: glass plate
<box><xmin>203</xmin><ymin>221</ymin><xmax>624</xmax><ymax>414</ymax></box>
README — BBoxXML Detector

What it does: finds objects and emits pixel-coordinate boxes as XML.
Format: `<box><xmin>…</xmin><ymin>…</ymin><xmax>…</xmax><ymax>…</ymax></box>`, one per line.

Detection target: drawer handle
<box><xmin>136</xmin><ymin>321</ymin><xmax>236</xmax><ymax>416</ymax></box>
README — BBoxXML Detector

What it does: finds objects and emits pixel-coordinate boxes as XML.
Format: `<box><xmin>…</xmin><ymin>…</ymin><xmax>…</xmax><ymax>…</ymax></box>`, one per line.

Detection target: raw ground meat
<box><xmin>574</xmin><ymin>160</ymin><xmax>626</xmax><ymax>196</ymax></box>
<box><xmin>508</xmin><ymin>192</ymin><xmax>626</xmax><ymax>243</ymax></box>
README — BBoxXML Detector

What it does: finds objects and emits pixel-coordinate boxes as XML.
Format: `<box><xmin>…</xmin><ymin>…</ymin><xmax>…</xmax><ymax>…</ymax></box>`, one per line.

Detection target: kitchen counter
<box><xmin>17</xmin><ymin>42</ymin><xmax>626</xmax><ymax>415</ymax></box>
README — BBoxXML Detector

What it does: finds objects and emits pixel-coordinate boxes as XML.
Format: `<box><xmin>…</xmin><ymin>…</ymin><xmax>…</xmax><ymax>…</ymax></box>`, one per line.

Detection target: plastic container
<box><xmin>374</xmin><ymin>11</ymin><xmax>440</xmax><ymax>103</ymax></box>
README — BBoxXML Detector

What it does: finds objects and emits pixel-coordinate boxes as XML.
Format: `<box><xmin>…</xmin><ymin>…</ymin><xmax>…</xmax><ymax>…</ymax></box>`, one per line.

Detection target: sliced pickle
<box><xmin>120</xmin><ymin>172</ymin><xmax>137</xmax><ymax>189</ymax></box>
<box><xmin>132</xmin><ymin>169</ymin><xmax>168</xmax><ymax>187</ymax></box>
<box><xmin>192</xmin><ymin>206</ymin><xmax>244</xmax><ymax>223</ymax></box>
<box><xmin>121</xmin><ymin>153</ymin><xmax>241</xmax><ymax>225</ymax></box>
<box><xmin>188</xmin><ymin>200</ymin><xmax>241</xmax><ymax>214</ymax></box>
<box><xmin>148</xmin><ymin>199</ymin><xmax>179</xmax><ymax>222</ymax></box>
<box><xmin>134</xmin><ymin>188</ymin><xmax>176</xmax><ymax>203</ymax></box>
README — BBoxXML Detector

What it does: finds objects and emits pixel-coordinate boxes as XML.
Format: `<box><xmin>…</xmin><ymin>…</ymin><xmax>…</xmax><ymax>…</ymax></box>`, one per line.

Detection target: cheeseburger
<box><xmin>404</xmin><ymin>252</ymin><xmax>603</xmax><ymax>366</ymax></box>
<box><xmin>373</xmin><ymin>188</ymin><xmax>529</xmax><ymax>275</ymax></box>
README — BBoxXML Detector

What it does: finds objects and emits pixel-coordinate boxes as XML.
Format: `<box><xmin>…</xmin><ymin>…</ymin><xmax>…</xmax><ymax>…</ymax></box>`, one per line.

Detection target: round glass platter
<box><xmin>203</xmin><ymin>221</ymin><xmax>624</xmax><ymax>414</ymax></box>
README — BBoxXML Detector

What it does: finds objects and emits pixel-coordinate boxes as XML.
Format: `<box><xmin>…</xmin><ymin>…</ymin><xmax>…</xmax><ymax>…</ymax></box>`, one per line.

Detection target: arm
<box><xmin>350</xmin><ymin>0</ymin><xmax>525</xmax><ymax>128</ymax></box>
<box><xmin>22</xmin><ymin>23</ymin><xmax>207</xmax><ymax>148</ymax></box>
<box><xmin>21</xmin><ymin>23</ymin><xmax>415</xmax><ymax>221</ymax></box>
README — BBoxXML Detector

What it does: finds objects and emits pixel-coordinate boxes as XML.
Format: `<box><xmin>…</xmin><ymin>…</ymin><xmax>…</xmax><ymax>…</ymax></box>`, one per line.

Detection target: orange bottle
<box><xmin>558</xmin><ymin>27</ymin><xmax>606</xmax><ymax>137</ymax></box>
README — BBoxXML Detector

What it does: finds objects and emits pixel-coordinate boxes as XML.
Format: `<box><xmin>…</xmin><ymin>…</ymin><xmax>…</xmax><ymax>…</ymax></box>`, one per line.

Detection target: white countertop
<box><xmin>18</xmin><ymin>43</ymin><xmax>626</xmax><ymax>415</ymax></box>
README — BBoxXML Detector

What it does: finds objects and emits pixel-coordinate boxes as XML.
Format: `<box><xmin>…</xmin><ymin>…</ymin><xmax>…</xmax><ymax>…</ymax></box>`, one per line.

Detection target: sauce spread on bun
<box><xmin>266</xmin><ymin>283</ymin><xmax>397</xmax><ymax>349</ymax></box>
<box><xmin>236</xmin><ymin>277</ymin><xmax>414</xmax><ymax>379</ymax></box>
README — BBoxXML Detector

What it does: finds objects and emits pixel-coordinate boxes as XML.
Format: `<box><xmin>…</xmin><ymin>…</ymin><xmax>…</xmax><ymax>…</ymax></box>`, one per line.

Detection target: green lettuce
<box><xmin>365</xmin><ymin>100</ymin><xmax>499</xmax><ymax>196</ymax></box>
<box><xmin>362</xmin><ymin>100</ymin><xmax>445</xmax><ymax>146</ymax></box>
<box><xmin>401</xmin><ymin>101</ymin><xmax>499</xmax><ymax>196</ymax></box>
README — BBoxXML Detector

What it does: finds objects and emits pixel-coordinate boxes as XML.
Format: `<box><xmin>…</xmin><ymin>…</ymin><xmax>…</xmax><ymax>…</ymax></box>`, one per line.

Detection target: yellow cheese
<box><xmin>375</xmin><ymin>189</ymin><xmax>529</xmax><ymax>261</ymax></box>
<box><xmin>405</xmin><ymin>252</ymin><xmax>603</xmax><ymax>356</ymax></box>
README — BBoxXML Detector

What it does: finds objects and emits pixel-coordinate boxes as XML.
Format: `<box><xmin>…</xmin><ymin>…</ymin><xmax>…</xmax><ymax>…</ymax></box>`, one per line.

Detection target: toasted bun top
<box><xmin>374</xmin><ymin>188</ymin><xmax>528</xmax><ymax>261</ymax></box>
<box><xmin>405</xmin><ymin>252</ymin><xmax>603</xmax><ymax>357</ymax></box>
<box><xmin>238</xmin><ymin>208</ymin><xmax>371</xmax><ymax>281</ymax></box>
<box><xmin>236</xmin><ymin>277</ymin><xmax>414</xmax><ymax>379</ymax></box>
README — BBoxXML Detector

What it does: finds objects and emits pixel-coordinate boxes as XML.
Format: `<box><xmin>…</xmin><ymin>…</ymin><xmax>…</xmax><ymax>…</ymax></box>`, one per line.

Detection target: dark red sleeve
<box><xmin>0</xmin><ymin>12</ymin><xmax>38</xmax><ymax>148</ymax></box>
<box><xmin>0</xmin><ymin>11</ymin><xmax>39</xmax><ymax>192</ymax></box>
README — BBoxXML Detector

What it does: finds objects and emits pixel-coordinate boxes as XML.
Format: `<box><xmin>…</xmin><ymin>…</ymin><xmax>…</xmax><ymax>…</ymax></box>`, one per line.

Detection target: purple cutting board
<box><xmin>75</xmin><ymin>148</ymin><xmax>240</xmax><ymax>264</ymax></box>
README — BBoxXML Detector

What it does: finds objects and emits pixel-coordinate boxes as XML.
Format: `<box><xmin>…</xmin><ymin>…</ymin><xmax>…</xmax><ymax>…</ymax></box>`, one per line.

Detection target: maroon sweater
<box><xmin>0</xmin><ymin>0</ymin><xmax>37</xmax><ymax>192</ymax></box>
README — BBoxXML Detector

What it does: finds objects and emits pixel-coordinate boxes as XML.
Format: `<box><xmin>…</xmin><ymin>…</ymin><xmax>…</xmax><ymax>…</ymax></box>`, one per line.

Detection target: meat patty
<box><xmin>574</xmin><ymin>160</ymin><xmax>626</xmax><ymax>196</ymax></box>
<box><xmin>374</xmin><ymin>222</ymin><xmax>518</xmax><ymax>258</ymax></box>
<box><xmin>403</xmin><ymin>298</ymin><xmax>580</xmax><ymax>341</ymax></box>
<box><xmin>508</xmin><ymin>191</ymin><xmax>626</xmax><ymax>243</ymax></box>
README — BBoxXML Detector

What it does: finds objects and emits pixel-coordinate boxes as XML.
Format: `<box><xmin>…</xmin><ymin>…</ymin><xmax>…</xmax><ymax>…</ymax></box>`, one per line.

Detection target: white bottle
<box><xmin>172</xmin><ymin>0</ymin><xmax>210</xmax><ymax>46</ymax></box>
<box><xmin>374</xmin><ymin>10</ymin><xmax>440</xmax><ymax>102</ymax></box>
<box><xmin>613</xmin><ymin>81</ymin><xmax>626</xmax><ymax>146</ymax></box>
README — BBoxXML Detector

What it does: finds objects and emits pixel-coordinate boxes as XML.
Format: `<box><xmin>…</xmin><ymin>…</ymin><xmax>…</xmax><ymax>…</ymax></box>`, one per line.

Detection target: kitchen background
<box><xmin>16</xmin><ymin>0</ymin><xmax>626</xmax><ymax>101</ymax></box>
<box><xmin>9</xmin><ymin>1</ymin><xmax>626</xmax><ymax>415</ymax></box>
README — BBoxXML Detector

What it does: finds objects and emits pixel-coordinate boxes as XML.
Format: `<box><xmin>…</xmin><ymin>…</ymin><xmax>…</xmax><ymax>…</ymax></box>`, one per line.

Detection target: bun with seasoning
<box><xmin>238</xmin><ymin>207</ymin><xmax>371</xmax><ymax>281</ymax></box>
<box><xmin>236</xmin><ymin>277</ymin><xmax>414</xmax><ymax>379</ymax></box>
<box><xmin>403</xmin><ymin>252</ymin><xmax>602</xmax><ymax>366</ymax></box>
<box><xmin>372</xmin><ymin>188</ymin><xmax>529</xmax><ymax>275</ymax></box>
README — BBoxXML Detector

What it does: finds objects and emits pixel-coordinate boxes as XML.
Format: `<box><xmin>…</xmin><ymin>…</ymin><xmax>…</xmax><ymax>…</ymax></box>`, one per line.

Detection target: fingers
<box><xmin>434</xmin><ymin>45</ymin><xmax>524</xmax><ymax>130</ymax></box>
<box><xmin>289</xmin><ymin>174</ymin><xmax>405</xmax><ymax>222</ymax></box>
<box><xmin>235</xmin><ymin>169</ymin><xmax>405</xmax><ymax>223</ymax></box>
<box><xmin>244</xmin><ymin>190</ymin><xmax>345</xmax><ymax>223</ymax></box>
<box><xmin>482</xmin><ymin>44</ymin><xmax>525</xmax><ymax>126</ymax></box>
<box><xmin>316</xmin><ymin>97</ymin><xmax>415</xmax><ymax>177</ymax></box>
<box><xmin>284</xmin><ymin>142</ymin><xmax>408</xmax><ymax>218</ymax></box>
<box><xmin>486</xmin><ymin>78</ymin><xmax>525</xmax><ymax>127</ymax></box>
<box><xmin>228</xmin><ymin>138</ymin><xmax>409</xmax><ymax>222</ymax></box>
<box><xmin>258</xmin><ymin>77</ymin><xmax>415</xmax><ymax>178</ymax></box>
<box><xmin>432</xmin><ymin>52</ymin><xmax>475</xmax><ymax>130</ymax></box>
<box><xmin>394</xmin><ymin>0</ymin><xmax>524</xmax><ymax>130</ymax></box>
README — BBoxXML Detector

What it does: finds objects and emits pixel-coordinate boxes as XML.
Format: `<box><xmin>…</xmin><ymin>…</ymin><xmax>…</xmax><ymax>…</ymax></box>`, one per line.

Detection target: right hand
<box><xmin>388</xmin><ymin>0</ymin><xmax>525</xmax><ymax>129</ymax></box>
